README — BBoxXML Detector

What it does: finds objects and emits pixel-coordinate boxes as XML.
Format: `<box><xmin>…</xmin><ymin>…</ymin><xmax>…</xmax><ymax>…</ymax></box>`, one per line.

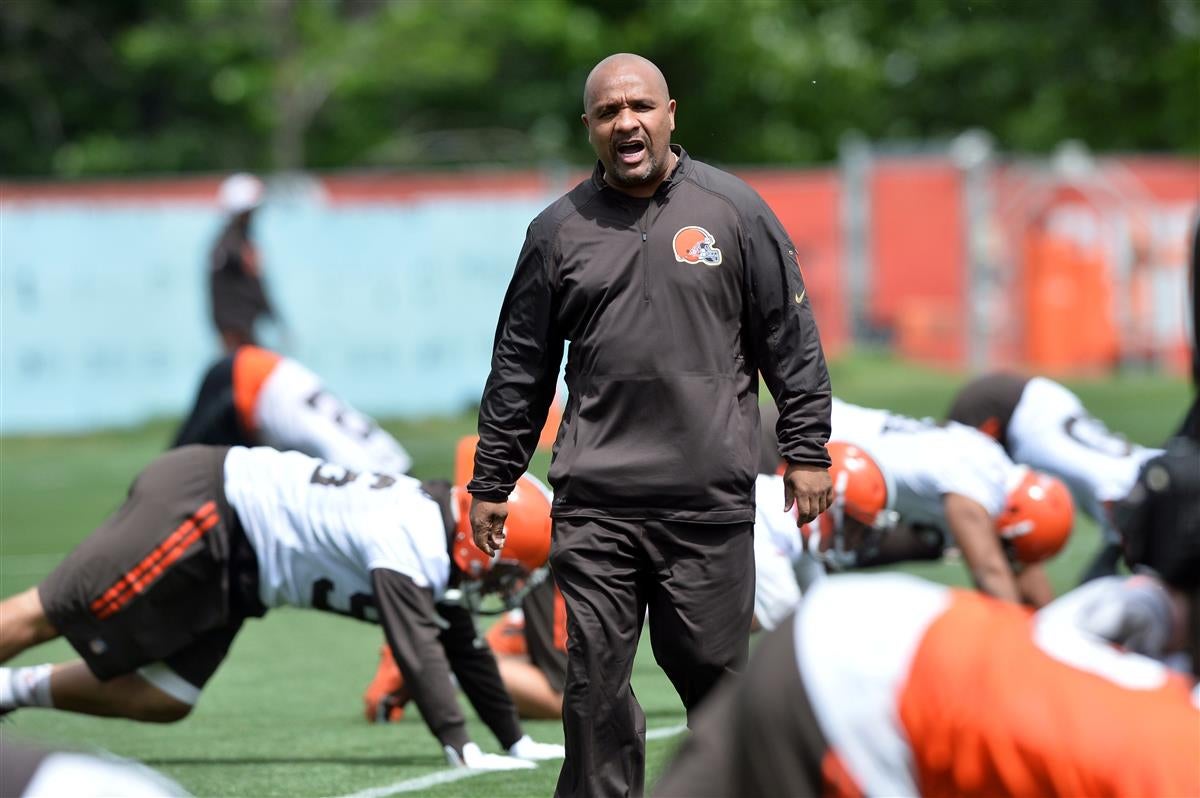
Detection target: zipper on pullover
<box><xmin>637</xmin><ymin>197</ymin><xmax>667</xmax><ymax>303</ymax></box>
<box><xmin>640</xmin><ymin>229</ymin><xmax>649</xmax><ymax>301</ymax></box>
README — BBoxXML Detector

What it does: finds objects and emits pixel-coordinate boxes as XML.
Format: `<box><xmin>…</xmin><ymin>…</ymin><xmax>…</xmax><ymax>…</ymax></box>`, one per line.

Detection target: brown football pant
<box><xmin>652</xmin><ymin>612</ymin><xmax>834</xmax><ymax>798</ymax></box>
<box><xmin>549</xmin><ymin>516</ymin><xmax>754</xmax><ymax>798</ymax></box>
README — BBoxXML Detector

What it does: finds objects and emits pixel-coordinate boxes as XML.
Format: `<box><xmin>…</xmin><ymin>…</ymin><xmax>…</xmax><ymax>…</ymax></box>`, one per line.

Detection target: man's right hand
<box><xmin>470</xmin><ymin>498</ymin><xmax>509</xmax><ymax>557</ymax></box>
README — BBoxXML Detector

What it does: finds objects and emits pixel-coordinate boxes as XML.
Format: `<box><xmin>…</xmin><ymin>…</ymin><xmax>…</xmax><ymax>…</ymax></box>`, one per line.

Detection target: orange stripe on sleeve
<box><xmin>821</xmin><ymin>750</ymin><xmax>864</xmax><ymax>798</ymax></box>
<box><xmin>232</xmin><ymin>346</ymin><xmax>282</xmax><ymax>435</ymax></box>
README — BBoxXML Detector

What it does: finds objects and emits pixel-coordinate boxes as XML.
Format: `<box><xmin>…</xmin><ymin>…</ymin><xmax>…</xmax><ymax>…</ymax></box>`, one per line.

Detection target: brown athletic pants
<box><xmin>549</xmin><ymin>515</ymin><xmax>754</xmax><ymax>798</ymax></box>
<box><xmin>652</xmin><ymin>612</ymin><xmax>835</xmax><ymax>798</ymax></box>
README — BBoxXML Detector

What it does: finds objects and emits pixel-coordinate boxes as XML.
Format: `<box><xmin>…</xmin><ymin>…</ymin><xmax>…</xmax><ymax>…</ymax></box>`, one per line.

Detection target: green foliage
<box><xmin>1</xmin><ymin>0</ymin><xmax>1196</xmax><ymax>177</ymax></box>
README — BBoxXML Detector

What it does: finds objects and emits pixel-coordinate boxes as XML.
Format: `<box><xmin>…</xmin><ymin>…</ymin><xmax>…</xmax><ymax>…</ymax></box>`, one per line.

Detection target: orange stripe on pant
<box><xmin>90</xmin><ymin>501</ymin><xmax>217</xmax><ymax>615</ymax></box>
<box><xmin>95</xmin><ymin>512</ymin><xmax>220</xmax><ymax>620</ymax></box>
<box><xmin>90</xmin><ymin>502</ymin><xmax>219</xmax><ymax>620</ymax></box>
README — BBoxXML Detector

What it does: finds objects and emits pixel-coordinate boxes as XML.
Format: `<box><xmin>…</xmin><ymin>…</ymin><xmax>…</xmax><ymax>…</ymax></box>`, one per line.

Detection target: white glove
<box><xmin>1079</xmin><ymin>576</ymin><xmax>1175</xmax><ymax>659</ymax></box>
<box><xmin>1039</xmin><ymin>575</ymin><xmax>1177</xmax><ymax>662</ymax></box>
<box><xmin>444</xmin><ymin>742</ymin><xmax>536</xmax><ymax>771</ymax></box>
<box><xmin>508</xmin><ymin>734</ymin><xmax>566</xmax><ymax>761</ymax></box>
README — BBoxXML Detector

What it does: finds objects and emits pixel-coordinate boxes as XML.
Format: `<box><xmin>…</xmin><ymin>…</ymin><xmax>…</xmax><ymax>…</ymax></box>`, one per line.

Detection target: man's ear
<box><xmin>668</xmin><ymin>99</ymin><xmax>676</xmax><ymax>132</ymax></box>
<box><xmin>581</xmin><ymin>113</ymin><xmax>590</xmax><ymax>131</ymax></box>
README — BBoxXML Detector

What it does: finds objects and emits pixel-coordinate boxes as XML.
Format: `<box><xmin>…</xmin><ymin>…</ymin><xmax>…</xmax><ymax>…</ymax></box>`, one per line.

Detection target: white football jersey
<box><xmin>254</xmin><ymin>358</ymin><xmax>413</xmax><ymax>475</ymax></box>
<box><xmin>752</xmin><ymin>474</ymin><xmax>826</xmax><ymax>630</ymax></box>
<box><xmin>852</xmin><ymin>416</ymin><xmax>1018</xmax><ymax>529</ymax></box>
<box><xmin>755</xmin><ymin>474</ymin><xmax>805</xmax><ymax>563</ymax></box>
<box><xmin>830</xmin><ymin>397</ymin><xmax>893</xmax><ymax>443</ymax></box>
<box><xmin>1007</xmin><ymin>377</ymin><xmax>1160</xmax><ymax>522</ymax></box>
<box><xmin>222</xmin><ymin>446</ymin><xmax>450</xmax><ymax>615</ymax></box>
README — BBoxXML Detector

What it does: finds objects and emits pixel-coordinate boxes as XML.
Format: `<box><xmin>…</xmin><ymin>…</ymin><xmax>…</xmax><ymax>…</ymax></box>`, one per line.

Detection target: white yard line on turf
<box><xmin>328</xmin><ymin>724</ymin><xmax>688</xmax><ymax>798</ymax></box>
<box><xmin>330</xmin><ymin>767</ymin><xmax>486</xmax><ymax>798</ymax></box>
<box><xmin>645</xmin><ymin>723</ymin><xmax>687</xmax><ymax>740</ymax></box>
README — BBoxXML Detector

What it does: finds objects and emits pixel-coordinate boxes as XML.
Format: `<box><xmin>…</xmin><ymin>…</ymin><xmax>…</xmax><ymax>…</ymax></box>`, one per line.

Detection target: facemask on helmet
<box><xmin>996</xmin><ymin>467</ymin><xmax>1074</xmax><ymax>564</ymax></box>
<box><xmin>803</xmin><ymin>441</ymin><xmax>898</xmax><ymax>570</ymax></box>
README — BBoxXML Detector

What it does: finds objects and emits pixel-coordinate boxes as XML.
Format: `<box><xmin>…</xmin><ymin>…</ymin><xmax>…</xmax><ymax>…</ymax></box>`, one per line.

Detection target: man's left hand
<box><xmin>470</xmin><ymin>498</ymin><xmax>509</xmax><ymax>557</ymax></box>
<box><xmin>783</xmin><ymin>463</ymin><xmax>833</xmax><ymax>526</ymax></box>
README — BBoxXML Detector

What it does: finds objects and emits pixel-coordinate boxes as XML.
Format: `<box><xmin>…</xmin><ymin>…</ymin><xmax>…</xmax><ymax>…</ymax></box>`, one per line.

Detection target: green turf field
<box><xmin>0</xmin><ymin>353</ymin><xmax>1190</xmax><ymax>797</ymax></box>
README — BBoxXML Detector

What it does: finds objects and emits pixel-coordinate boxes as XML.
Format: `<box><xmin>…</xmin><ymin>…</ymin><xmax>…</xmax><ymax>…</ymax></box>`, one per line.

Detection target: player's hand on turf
<box><xmin>783</xmin><ymin>463</ymin><xmax>834</xmax><ymax>526</ymax></box>
<box><xmin>1077</xmin><ymin>578</ymin><xmax>1174</xmax><ymax>658</ymax></box>
<box><xmin>470</xmin><ymin>498</ymin><xmax>508</xmax><ymax>557</ymax></box>
<box><xmin>445</xmin><ymin>742</ymin><xmax>536</xmax><ymax>771</ymax></box>
<box><xmin>508</xmin><ymin>734</ymin><xmax>565</xmax><ymax>761</ymax></box>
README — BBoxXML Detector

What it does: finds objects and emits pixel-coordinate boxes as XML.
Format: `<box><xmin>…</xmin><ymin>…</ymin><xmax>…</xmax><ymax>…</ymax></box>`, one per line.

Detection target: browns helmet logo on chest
<box><xmin>672</xmin><ymin>225</ymin><xmax>723</xmax><ymax>266</ymax></box>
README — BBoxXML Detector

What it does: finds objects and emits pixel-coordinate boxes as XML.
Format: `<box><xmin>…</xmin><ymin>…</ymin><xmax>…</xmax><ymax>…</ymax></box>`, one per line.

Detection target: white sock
<box><xmin>0</xmin><ymin>664</ymin><xmax>54</xmax><ymax>709</ymax></box>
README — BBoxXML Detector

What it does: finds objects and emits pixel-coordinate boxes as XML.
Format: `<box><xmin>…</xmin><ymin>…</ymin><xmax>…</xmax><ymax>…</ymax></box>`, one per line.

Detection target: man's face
<box><xmin>582</xmin><ymin>66</ymin><xmax>676</xmax><ymax>194</ymax></box>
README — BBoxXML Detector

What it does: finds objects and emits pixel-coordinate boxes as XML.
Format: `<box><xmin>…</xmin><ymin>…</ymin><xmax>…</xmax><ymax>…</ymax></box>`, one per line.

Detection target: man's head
<box><xmin>582</xmin><ymin>53</ymin><xmax>676</xmax><ymax>197</ymax></box>
<box><xmin>218</xmin><ymin>173</ymin><xmax>264</xmax><ymax>224</ymax></box>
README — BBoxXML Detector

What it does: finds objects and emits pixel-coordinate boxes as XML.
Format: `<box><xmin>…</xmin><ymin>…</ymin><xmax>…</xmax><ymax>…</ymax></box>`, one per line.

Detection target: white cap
<box><xmin>217</xmin><ymin>173</ymin><xmax>264</xmax><ymax>214</ymax></box>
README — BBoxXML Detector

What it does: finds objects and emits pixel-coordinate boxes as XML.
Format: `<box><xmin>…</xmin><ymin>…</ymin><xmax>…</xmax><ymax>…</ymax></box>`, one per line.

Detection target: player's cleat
<box><xmin>362</xmin><ymin>644</ymin><xmax>411</xmax><ymax>723</ymax></box>
<box><xmin>485</xmin><ymin>610</ymin><xmax>528</xmax><ymax>657</ymax></box>
<box><xmin>445</xmin><ymin>742</ymin><xmax>536</xmax><ymax>771</ymax></box>
<box><xmin>372</xmin><ymin>689</ymin><xmax>410</xmax><ymax>723</ymax></box>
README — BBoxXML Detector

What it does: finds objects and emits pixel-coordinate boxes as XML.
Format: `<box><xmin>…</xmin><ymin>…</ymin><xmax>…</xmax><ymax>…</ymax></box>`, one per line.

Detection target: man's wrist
<box><xmin>468</xmin><ymin>489</ymin><xmax>510</xmax><ymax>503</ymax></box>
<box><xmin>780</xmin><ymin>442</ymin><xmax>833</xmax><ymax>469</ymax></box>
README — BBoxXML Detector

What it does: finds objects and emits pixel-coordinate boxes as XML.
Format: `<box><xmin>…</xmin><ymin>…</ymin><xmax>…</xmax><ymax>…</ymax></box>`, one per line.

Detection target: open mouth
<box><xmin>615</xmin><ymin>140</ymin><xmax>646</xmax><ymax>165</ymax></box>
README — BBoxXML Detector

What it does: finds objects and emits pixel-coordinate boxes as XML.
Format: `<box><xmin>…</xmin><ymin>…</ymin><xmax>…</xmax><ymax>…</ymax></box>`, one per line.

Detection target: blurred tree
<box><xmin>0</xmin><ymin>0</ymin><xmax>1195</xmax><ymax>177</ymax></box>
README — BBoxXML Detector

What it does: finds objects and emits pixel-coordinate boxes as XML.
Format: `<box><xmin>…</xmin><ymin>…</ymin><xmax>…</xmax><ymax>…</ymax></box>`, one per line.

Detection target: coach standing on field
<box><xmin>468</xmin><ymin>53</ymin><xmax>833</xmax><ymax>797</ymax></box>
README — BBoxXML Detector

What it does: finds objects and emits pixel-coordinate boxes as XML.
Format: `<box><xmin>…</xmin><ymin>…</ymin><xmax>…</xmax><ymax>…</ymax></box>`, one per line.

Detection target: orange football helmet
<box><xmin>996</xmin><ymin>468</ymin><xmax>1074</xmax><ymax>564</ymax></box>
<box><xmin>804</xmin><ymin>441</ymin><xmax>897</xmax><ymax>568</ymax></box>
<box><xmin>826</xmin><ymin>441</ymin><xmax>894</xmax><ymax>527</ymax></box>
<box><xmin>451</xmin><ymin>473</ymin><xmax>553</xmax><ymax>580</ymax></box>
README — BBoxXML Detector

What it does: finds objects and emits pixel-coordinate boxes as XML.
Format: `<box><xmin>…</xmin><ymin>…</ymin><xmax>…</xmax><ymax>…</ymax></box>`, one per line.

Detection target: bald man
<box><xmin>467</xmin><ymin>53</ymin><xmax>832</xmax><ymax>797</ymax></box>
